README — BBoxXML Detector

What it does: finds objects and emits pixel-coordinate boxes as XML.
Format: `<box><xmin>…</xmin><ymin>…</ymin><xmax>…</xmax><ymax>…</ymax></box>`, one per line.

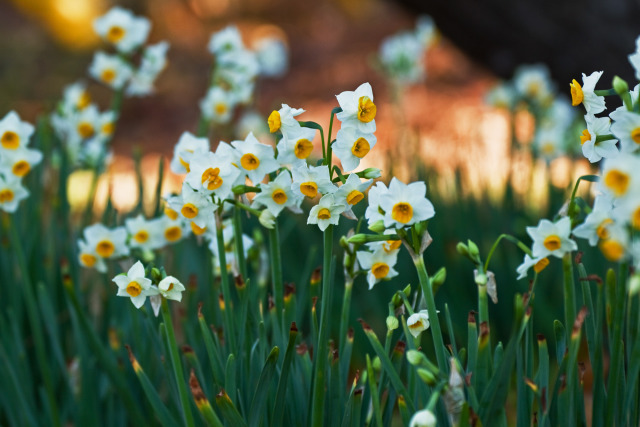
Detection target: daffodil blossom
<box><xmin>157</xmin><ymin>276</ymin><xmax>186</xmax><ymax>302</ymax></box>
<box><xmin>170</xmin><ymin>183</ymin><xmax>216</xmax><ymax>229</ymax></box>
<box><xmin>356</xmin><ymin>246</ymin><xmax>399</xmax><ymax>289</ymax></box>
<box><xmin>336</xmin><ymin>82</ymin><xmax>377</xmax><ymax>133</ymax></box>
<box><xmin>185</xmin><ymin>150</ymin><xmax>241</xmax><ymax>200</ymax></box>
<box><xmin>77</xmin><ymin>239</ymin><xmax>107</xmax><ymax>273</ymax></box>
<box><xmin>534</xmin><ymin>126</ymin><xmax>566</xmax><ymax>159</ymax></box>
<box><xmin>89</xmin><ymin>52</ymin><xmax>134</xmax><ymax>90</ymax></box>
<box><xmin>252</xmin><ymin>172</ymin><xmax>303</xmax><ymax>217</ymax></box>
<box><xmin>93</xmin><ymin>7</ymin><xmax>151</xmax><ymax>54</ymax></box>
<box><xmin>379</xmin><ymin>178</ymin><xmax>435</xmax><ymax>229</ymax></box>
<box><xmin>407</xmin><ymin>310</ymin><xmax>431</xmax><ymax>338</ymax></box>
<box><xmin>569</xmin><ymin>71</ymin><xmax>606</xmax><ymax>114</ymax></box>
<box><xmin>276</xmin><ymin>125</ymin><xmax>317</xmax><ymax>166</ymax></box>
<box><xmin>126</xmin><ymin>41</ymin><xmax>170</xmax><ymax>97</ymax></box>
<box><xmin>254</xmin><ymin>37</ymin><xmax>288</xmax><ymax>78</ymax></box>
<box><xmin>599</xmin><ymin>155</ymin><xmax>640</xmax><ymax>201</ymax></box>
<box><xmin>628</xmin><ymin>35</ymin><xmax>640</xmax><ymax>80</ymax></box>
<box><xmin>516</xmin><ymin>254</ymin><xmax>550</xmax><ymax>280</ymax></box>
<box><xmin>200</xmin><ymin>86</ymin><xmax>237</xmax><ymax>124</ymax></box>
<box><xmin>125</xmin><ymin>214</ymin><xmax>163</xmax><ymax>251</ymax></box>
<box><xmin>611</xmin><ymin>110</ymin><xmax>640</xmax><ymax>154</ymax></box>
<box><xmin>365</xmin><ymin>181</ymin><xmax>390</xmax><ymax>226</ymax></box>
<box><xmin>580</xmin><ymin>114</ymin><xmax>618</xmax><ymax>163</ymax></box>
<box><xmin>379</xmin><ymin>31</ymin><xmax>425</xmax><ymax>85</ymax></box>
<box><xmin>231</xmin><ymin>132</ymin><xmax>279</xmax><ymax>184</ymax></box>
<box><xmin>366</xmin><ymin>230</ymin><xmax>403</xmax><ymax>255</ymax></box>
<box><xmin>267</xmin><ymin>104</ymin><xmax>304</xmax><ymax>134</ymax></box>
<box><xmin>83</xmin><ymin>223</ymin><xmax>130</xmax><ymax>259</ymax></box>
<box><xmin>0</xmin><ymin>111</ymin><xmax>34</xmax><ymax>152</ymax></box>
<box><xmin>307</xmin><ymin>193</ymin><xmax>345</xmax><ymax>231</ymax></box>
<box><xmin>333</xmin><ymin>174</ymin><xmax>372</xmax><ymax>217</ymax></box>
<box><xmin>513</xmin><ymin>64</ymin><xmax>554</xmax><ymax>103</ymax></box>
<box><xmin>158</xmin><ymin>215</ymin><xmax>190</xmax><ymax>245</ymax></box>
<box><xmin>573</xmin><ymin>194</ymin><xmax>615</xmax><ymax>246</ymax></box>
<box><xmin>69</xmin><ymin>104</ymin><xmax>102</xmax><ymax>143</ymax></box>
<box><xmin>0</xmin><ymin>147</ymin><xmax>42</xmax><ymax>179</ymax></box>
<box><xmin>598</xmin><ymin>223</ymin><xmax>629</xmax><ymax>262</ymax></box>
<box><xmin>290</xmin><ymin>164</ymin><xmax>337</xmax><ymax>199</ymax></box>
<box><xmin>486</xmin><ymin>83</ymin><xmax>516</xmax><ymax>109</ymax></box>
<box><xmin>170</xmin><ymin>132</ymin><xmax>210</xmax><ymax>174</ymax></box>
<box><xmin>208</xmin><ymin>25</ymin><xmax>244</xmax><ymax>56</ymax></box>
<box><xmin>527</xmin><ymin>217</ymin><xmax>577</xmax><ymax>259</ymax></box>
<box><xmin>61</xmin><ymin>81</ymin><xmax>92</xmax><ymax>111</ymax></box>
<box><xmin>612</xmin><ymin>191</ymin><xmax>640</xmax><ymax>230</ymax></box>
<box><xmin>112</xmin><ymin>261</ymin><xmax>158</xmax><ymax>308</ymax></box>
<box><xmin>333</xmin><ymin>127</ymin><xmax>377</xmax><ymax>172</ymax></box>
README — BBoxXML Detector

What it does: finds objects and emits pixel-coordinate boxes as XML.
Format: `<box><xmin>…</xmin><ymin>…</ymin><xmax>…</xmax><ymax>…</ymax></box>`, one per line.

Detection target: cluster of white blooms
<box><xmin>486</xmin><ymin>64</ymin><xmax>578</xmax><ymax>160</ymax></box>
<box><xmin>52</xmin><ymin>7</ymin><xmax>169</xmax><ymax>169</ymax></box>
<box><xmin>112</xmin><ymin>261</ymin><xmax>185</xmax><ymax>312</ymax></box>
<box><xmin>378</xmin><ymin>15</ymin><xmax>437</xmax><ymax>85</ymax></box>
<box><xmin>0</xmin><ymin>111</ymin><xmax>42</xmax><ymax>213</ymax></box>
<box><xmin>200</xmin><ymin>26</ymin><xmax>288</xmax><ymax>126</ymax></box>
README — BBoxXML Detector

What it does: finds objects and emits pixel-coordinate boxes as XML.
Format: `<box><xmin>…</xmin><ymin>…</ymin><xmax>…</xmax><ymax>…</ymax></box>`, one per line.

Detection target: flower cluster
<box><xmin>377</xmin><ymin>15</ymin><xmax>437</xmax><ymax>85</ymax></box>
<box><xmin>0</xmin><ymin>111</ymin><xmax>42</xmax><ymax>213</ymax></box>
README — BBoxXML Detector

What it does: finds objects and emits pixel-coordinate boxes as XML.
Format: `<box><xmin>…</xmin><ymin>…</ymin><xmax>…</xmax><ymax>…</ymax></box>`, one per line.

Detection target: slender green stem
<box><xmin>269</xmin><ymin>221</ymin><xmax>284</xmax><ymax>333</ymax></box>
<box><xmin>483</xmin><ymin>233</ymin><xmax>532</xmax><ymax>272</ymax></box>
<box><xmin>562</xmin><ymin>253</ymin><xmax>576</xmax><ymax>334</ymax></box>
<box><xmin>215</xmin><ymin>215</ymin><xmax>237</xmax><ymax>353</ymax></box>
<box><xmin>339</xmin><ymin>278</ymin><xmax>354</xmax><ymax>359</ymax></box>
<box><xmin>161</xmin><ymin>300</ymin><xmax>195</xmax><ymax>427</ymax></box>
<box><xmin>413</xmin><ymin>255</ymin><xmax>447</xmax><ymax>371</ymax></box>
<box><xmin>232</xmin><ymin>205</ymin><xmax>247</xmax><ymax>279</ymax></box>
<box><xmin>310</xmin><ymin>225</ymin><xmax>334</xmax><ymax>427</ymax></box>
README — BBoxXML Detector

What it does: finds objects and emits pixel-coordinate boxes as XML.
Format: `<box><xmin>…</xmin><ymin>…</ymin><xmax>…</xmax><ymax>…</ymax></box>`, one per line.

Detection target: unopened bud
<box><xmin>339</xmin><ymin>236</ymin><xmax>350</xmax><ymax>250</ymax></box>
<box><xmin>467</xmin><ymin>240</ymin><xmax>480</xmax><ymax>259</ymax></box>
<box><xmin>361</xmin><ymin>167</ymin><xmax>382</xmax><ymax>179</ymax></box>
<box><xmin>613</xmin><ymin>75</ymin><xmax>629</xmax><ymax>95</ymax></box>
<box><xmin>372</xmin><ymin>356</ymin><xmax>381</xmax><ymax>371</ymax></box>
<box><xmin>368</xmin><ymin>220</ymin><xmax>385</xmax><ymax>233</ymax></box>
<box><xmin>258</xmin><ymin>209</ymin><xmax>275</xmax><ymax>229</ymax></box>
<box><xmin>386</xmin><ymin>315</ymin><xmax>399</xmax><ymax>331</ymax></box>
<box><xmin>629</xmin><ymin>274</ymin><xmax>640</xmax><ymax>296</ymax></box>
<box><xmin>151</xmin><ymin>267</ymin><xmax>162</xmax><ymax>283</ymax></box>
<box><xmin>432</xmin><ymin>267</ymin><xmax>446</xmax><ymax>288</ymax></box>
<box><xmin>416</xmin><ymin>368</ymin><xmax>437</xmax><ymax>386</ymax></box>
<box><xmin>456</xmin><ymin>242</ymin><xmax>469</xmax><ymax>257</ymax></box>
<box><xmin>406</xmin><ymin>349</ymin><xmax>428</xmax><ymax>366</ymax></box>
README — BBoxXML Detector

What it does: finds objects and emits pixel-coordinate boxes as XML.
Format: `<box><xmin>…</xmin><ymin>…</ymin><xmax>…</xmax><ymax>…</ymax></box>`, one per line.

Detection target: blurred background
<box><xmin>1</xmin><ymin>0</ymin><xmax>632</xmax><ymax>354</ymax></box>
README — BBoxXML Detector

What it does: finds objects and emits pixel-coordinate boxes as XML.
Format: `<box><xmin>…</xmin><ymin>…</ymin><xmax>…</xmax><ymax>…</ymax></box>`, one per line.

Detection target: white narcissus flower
<box><xmin>534</xmin><ymin>126</ymin><xmax>565</xmax><ymax>159</ymax></box>
<box><xmin>126</xmin><ymin>41</ymin><xmax>170</xmax><ymax>97</ymax></box>
<box><xmin>599</xmin><ymin>223</ymin><xmax>629</xmax><ymax>262</ymax></box>
<box><xmin>112</xmin><ymin>261</ymin><xmax>158</xmax><ymax>308</ymax></box>
<box><xmin>89</xmin><ymin>52</ymin><xmax>134</xmax><ymax>90</ymax></box>
<box><xmin>379</xmin><ymin>31</ymin><xmax>425</xmax><ymax>85</ymax></box>
<box><xmin>580</xmin><ymin>114</ymin><xmax>618</xmax><ymax>163</ymax></box>
<box><xmin>200</xmin><ymin>86</ymin><xmax>237</xmax><ymax>124</ymax></box>
<box><xmin>407</xmin><ymin>310</ymin><xmax>431</xmax><ymax>338</ymax></box>
<box><xmin>356</xmin><ymin>246</ymin><xmax>399</xmax><ymax>289</ymax></box>
<box><xmin>336</xmin><ymin>82</ymin><xmax>377</xmax><ymax>133</ymax></box>
<box><xmin>252</xmin><ymin>172</ymin><xmax>303</xmax><ymax>217</ymax></box>
<box><xmin>333</xmin><ymin>127</ymin><xmax>377</xmax><ymax>172</ymax></box>
<box><xmin>254</xmin><ymin>37</ymin><xmax>288</xmax><ymax>78</ymax></box>
<box><xmin>409</xmin><ymin>409</ymin><xmax>437</xmax><ymax>427</ymax></box>
<box><xmin>527</xmin><ymin>217</ymin><xmax>577</xmax><ymax>259</ymax></box>
<box><xmin>170</xmin><ymin>183</ymin><xmax>216</xmax><ymax>229</ymax></box>
<box><xmin>513</xmin><ymin>64</ymin><xmax>554</xmax><ymax>103</ymax></box>
<box><xmin>267</xmin><ymin>104</ymin><xmax>304</xmax><ymax>134</ymax></box>
<box><xmin>486</xmin><ymin>83</ymin><xmax>516</xmax><ymax>109</ymax></box>
<box><xmin>77</xmin><ymin>239</ymin><xmax>107</xmax><ymax>273</ymax></box>
<box><xmin>208</xmin><ymin>25</ymin><xmax>244</xmax><ymax>56</ymax></box>
<box><xmin>231</xmin><ymin>132</ymin><xmax>279</xmax><ymax>185</ymax></box>
<box><xmin>516</xmin><ymin>254</ymin><xmax>550</xmax><ymax>280</ymax></box>
<box><xmin>276</xmin><ymin>125</ymin><xmax>317</xmax><ymax>166</ymax></box>
<box><xmin>573</xmin><ymin>194</ymin><xmax>615</xmax><ymax>246</ymax></box>
<box><xmin>93</xmin><ymin>7</ymin><xmax>151</xmax><ymax>54</ymax></box>
<box><xmin>569</xmin><ymin>71</ymin><xmax>606</xmax><ymax>114</ymax></box>
<box><xmin>125</xmin><ymin>214</ymin><xmax>163</xmax><ymax>251</ymax></box>
<box><xmin>365</xmin><ymin>181</ymin><xmax>389</xmax><ymax>226</ymax></box>
<box><xmin>258</xmin><ymin>209</ymin><xmax>276</xmax><ymax>229</ymax></box>
<box><xmin>83</xmin><ymin>223</ymin><xmax>130</xmax><ymax>259</ymax></box>
<box><xmin>170</xmin><ymin>132</ymin><xmax>210</xmax><ymax>174</ymax></box>
<box><xmin>62</xmin><ymin>81</ymin><xmax>92</xmax><ymax>111</ymax></box>
<box><xmin>158</xmin><ymin>215</ymin><xmax>190</xmax><ymax>245</ymax></box>
<box><xmin>379</xmin><ymin>178</ymin><xmax>435</xmax><ymax>229</ymax></box>
<box><xmin>307</xmin><ymin>193</ymin><xmax>346</xmax><ymax>231</ymax></box>
<box><xmin>613</xmin><ymin>191</ymin><xmax>640</xmax><ymax>230</ymax></box>
<box><xmin>0</xmin><ymin>147</ymin><xmax>42</xmax><ymax>179</ymax></box>
<box><xmin>629</xmin><ymin>36</ymin><xmax>640</xmax><ymax>80</ymax></box>
<box><xmin>0</xmin><ymin>111</ymin><xmax>35</xmax><ymax>152</ymax></box>
<box><xmin>611</xmin><ymin>110</ymin><xmax>640</xmax><ymax>154</ymax></box>
<box><xmin>333</xmin><ymin>174</ymin><xmax>372</xmax><ymax>217</ymax></box>
<box><xmin>185</xmin><ymin>150</ymin><xmax>241</xmax><ymax>201</ymax></box>
<box><xmin>290</xmin><ymin>164</ymin><xmax>336</xmax><ymax>199</ymax></box>
<box><xmin>158</xmin><ymin>276</ymin><xmax>186</xmax><ymax>302</ymax></box>
<box><xmin>69</xmin><ymin>104</ymin><xmax>101</xmax><ymax>142</ymax></box>
<box><xmin>600</xmin><ymin>155</ymin><xmax>640</xmax><ymax>200</ymax></box>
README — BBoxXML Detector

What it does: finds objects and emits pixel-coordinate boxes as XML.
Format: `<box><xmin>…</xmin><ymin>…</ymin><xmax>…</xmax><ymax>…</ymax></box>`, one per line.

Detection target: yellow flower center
<box><xmin>543</xmin><ymin>235</ymin><xmax>561</xmax><ymax>251</ymax></box>
<box><xmin>391</xmin><ymin>202</ymin><xmax>413</xmax><ymax>224</ymax></box>
<box><xmin>101</xmin><ymin>69</ymin><xmax>116</xmax><ymax>84</ymax></box>
<box><xmin>166</xmin><ymin>282</ymin><xmax>174</xmax><ymax>292</ymax></box>
<box><xmin>165</xmin><ymin>226</ymin><xmax>182</xmax><ymax>242</ymax></box>
<box><xmin>12</xmin><ymin>160</ymin><xmax>30</xmax><ymax>177</ymax></box>
<box><xmin>134</xmin><ymin>230</ymin><xmax>149</xmax><ymax>243</ymax></box>
<box><xmin>631</xmin><ymin>128</ymin><xmax>640</xmax><ymax>145</ymax></box>
<box><xmin>191</xmin><ymin>221</ymin><xmax>207</xmax><ymax>235</ymax></box>
<box><xmin>96</xmin><ymin>240</ymin><xmax>115</xmax><ymax>258</ymax></box>
<box><xmin>272</xmin><ymin>189</ymin><xmax>288</xmax><ymax>205</ymax></box>
<box><xmin>179</xmin><ymin>156</ymin><xmax>190</xmax><ymax>172</ymax></box>
<box><xmin>570</xmin><ymin>79</ymin><xmax>584</xmax><ymax>106</ymax></box>
<box><xmin>383</xmin><ymin>239</ymin><xmax>402</xmax><ymax>253</ymax></box>
<box><xmin>300</xmin><ymin>182</ymin><xmax>318</xmax><ymax>198</ymax></box>
<box><xmin>1</xmin><ymin>131</ymin><xmax>19</xmax><ymax>150</ymax></box>
<box><xmin>317</xmin><ymin>208</ymin><xmax>331</xmax><ymax>219</ymax></box>
<box><xmin>164</xmin><ymin>207</ymin><xmax>178</xmax><ymax>220</ymax></box>
<box><xmin>77</xmin><ymin>122</ymin><xmax>95</xmax><ymax>139</ymax></box>
<box><xmin>351</xmin><ymin>137</ymin><xmax>370</xmax><ymax>158</ymax></box>
<box><xmin>126</xmin><ymin>281</ymin><xmax>142</xmax><ymax>297</ymax></box>
<box><xmin>599</xmin><ymin>239</ymin><xmax>625</xmax><ymax>262</ymax></box>
<box><xmin>107</xmin><ymin>25</ymin><xmax>126</xmax><ymax>43</ymax></box>
<box><xmin>357</xmin><ymin>96</ymin><xmax>376</xmax><ymax>123</ymax></box>
<box><xmin>294</xmin><ymin>139</ymin><xmax>313</xmax><ymax>159</ymax></box>
<box><xmin>77</xmin><ymin>91</ymin><xmax>91</xmax><ymax>110</ymax></box>
<box><xmin>240</xmin><ymin>153</ymin><xmax>260</xmax><ymax>171</ymax></box>
<box><xmin>632</xmin><ymin>207</ymin><xmax>640</xmax><ymax>230</ymax></box>
<box><xmin>596</xmin><ymin>218</ymin><xmax>613</xmax><ymax>239</ymax></box>
<box><xmin>533</xmin><ymin>257</ymin><xmax>549</xmax><ymax>273</ymax></box>
<box><xmin>80</xmin><ymin>253</ymin><xmax>96</xmax><ymax>267</ymax></box>
<box><xmin>202</xmin><ymin>167</ymin><xmax>223</xmax><ymax>190</ymax></box>
<box><xmin>371</xmin><ymin>262</ymin><xmax>389</xmax><ymax>279</ymax></box>
<box><xmin>214</xmin><ymin>103</ymin><xmax>228</xmax><ymax>115</ymax></box>
<box><xmin>409</xmin><ymin>319</ymin><xmax>424</xmax><ymax>331</ymax></box>
<box><xmin>0</xmin><ymin>189</ymin><xmax>14</xmax><ymax>203</ymax></box>
<box><xmin>580</xmin><ymin>129</ymin><xmax>591</xmax><ymax>145</ymax></box>
<box><xmin>346</xmin><ymin>189</ymin><xmax>364</xmax><ymax>206</ymax></box>
<box><xmin>268</xmin><ymin>110</ymin><xmax>281</xmax><ymax>133</ymax></box>
<box><xmin>102</xmin><ymin>122</ymin><xmax>114</xmax><ymax>136</ymax></box>
<box><xmin>604</xmin><ymin>169</ymin><xmax>630</xmax><ymax>197</ymax></box>
<box><xmin>181</xmin><ymin>203</ymin><xmax>199</xmax><ymax>219</ymax></box>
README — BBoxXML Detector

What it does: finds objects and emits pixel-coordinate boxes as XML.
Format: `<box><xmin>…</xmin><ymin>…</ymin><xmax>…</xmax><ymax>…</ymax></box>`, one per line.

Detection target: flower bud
<box><xmin>467</xmin><ymin>240</ymin><xmax>480</xmax><ymax>259</ymax></box>
<box><xmin>432</xmin><ymin>267</ymin><xmax>446</xmax><ymax>288</ymax></box>
<box><xmin>406</xmin><ymin>349</ymin><xmax>428</xmax><ymax>366</ymax></box>
<box><xmin>456</xmin><ymin>242</ymin><xmax>469</xmax><ymax>257</ymax></box>
<box><xmin>372</xmin><ymin>356</ymin><xmax>381</xmax><ymax>371</ymax></box>
<box><xmin>629</xmin><ymin>274</ymin><xmax>640</xmax><ymax>296</ymax></box>
<box><xmin>339</xmin><ymin>235</ymin><xmax>350</xmax><ymax>250</ymax></box>
<box><xmin>361</xmin><ymin>167</ymin><xmax>382</xmax><ymax>179</ymax></box>
<box><xmin>416</xmin><ymin>368</ymin><xmax>437</xmax><ymax>386</ymax></box>
<box><xmin>258</xmin><ymin>209</ymin><xmax>275</xmax><ymax>229</ymax></box>
<box><xmin>613</xmin><ymin>75</ymin><xmax>629</xmax><ymax>95</ymax></box>
<box><xmin>368</xmin><ymin>220</ymin><xmax>385</xmax><ymax>233</ymax></box>
<box><xmin>386</xmin><ymin>315</ymin><xmax>399</xmax><ymax>331</ymax></box>
<box><xmin>151</xmin><ymin>267</ymin><xmax>162</xmax><ymax>283</ymax></box>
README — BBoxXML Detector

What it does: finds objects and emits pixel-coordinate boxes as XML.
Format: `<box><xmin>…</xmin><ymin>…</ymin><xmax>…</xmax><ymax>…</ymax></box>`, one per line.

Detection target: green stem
<box><xmin>562</xmin><ymin>253</ymin><xmax>576</xmax><ymax>334</ymax></box>
<box><xmin>339</xmin><ymin>278</ymin><xmax>354</xmax><ymax>356</ymax></box>
<box><xmin>269</xmin><ymin>221</ymin><xmax>284</xmax><ymax>333</ymax></box>
<box><xmin>484</xmin><ymin>234</ymin><xmax>532</xmax><ymax>272</ymax></box>
<box><xmin>161</xmin><ymin>300</ymin><xmax>195</xmax><ymax>427</ymax></box>
<box><xmin>413</xmin><ymin>255</ymin><xmax>447</xmax><ymax>371</ymax></box>
<box><xmin>232</xmin><ymin>205</ymin><xmax>247</xmax><ymax>279</ymax></box>
<box><xmin>215</xmin><ymin>215</ymin><xmax>237</xmax><ymax>353</ymax></box>
<box><xmin>310</xmin><ymin>225</ymin><xmax>334</xmax><ymax>427</ymax></box>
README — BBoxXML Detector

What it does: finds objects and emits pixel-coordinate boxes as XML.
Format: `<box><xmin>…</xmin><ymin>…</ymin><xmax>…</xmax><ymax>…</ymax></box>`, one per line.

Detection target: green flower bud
<box><xmin>416</xmin><ymin>368</ymin><xmax>437</xmax><ymax>386</ymax></box>
<box><xmin>386</xmin><ymin>315</ymin><xmax>399</xmax><ymax>331</ymax></box>
<box><xmin>467</xmin><ymin>240</ymin><xmax>480</xmax><ymax>259</ymax></box>
<box><xmin>362</xmin><ymin>167</ymin><xmax>382</xmax><ymax>179</ymax></box>
<box><xmin>456</xmin><ymin>242</ymin><xmax>469</xmax><ymax>257</ymax></box>
<box><xmin>339</xmin><ymin>235</ymin><xmax>350</xmax><ymax>250</ymax></box>
<box><xmin>406</xmin><ymin>349</ymin><xmax>428</xmax><ymax>366</ymax></box>
<box><xmin>432</xmin><ymin>267</ymin><xmax>446</xmax><ymax>288</ymax></box>
<box><xmin>613</xmin><ymin>75</ymin><xmax>629</xmax><ymax>95</ymax></box>
<box><xmin>151</xmin><ymin>267</ymin><xmax>162</xmax><ymax>283</ymax></box>
<box><xmin>372</xmin><ymin>356</ymin><xmax>381</xmax><ymax>372</ymax></box>
<box><xmin>368</xmin><ymin>220</ymin><xmax>385</xmax><ymax>233</ymax></box>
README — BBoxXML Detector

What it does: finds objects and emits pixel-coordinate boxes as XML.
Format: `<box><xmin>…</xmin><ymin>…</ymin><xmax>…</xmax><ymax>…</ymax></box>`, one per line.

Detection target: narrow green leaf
<box><xmin>366</xmin><ymin>355</ymin><xmax>383</xmax><ymax>427</ymax></box>
<box><xmin>215</xmin><ymin>389</ymin><xmax>247</xmax><ymax>427</ymax></box>
<box><xmin>272</xmin><ymin>324</ymin><xmax>299</xmax><ymax>426</ymax></box>
<box><xmin>248</xmin><ymin>346</ymin><xmax>279</xmax><ymax>427</ymax></box>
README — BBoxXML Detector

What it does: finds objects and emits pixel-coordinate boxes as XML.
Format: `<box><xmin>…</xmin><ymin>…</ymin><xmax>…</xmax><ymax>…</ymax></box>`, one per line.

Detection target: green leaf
<box><xmin>248</xmin><ymin>346</ymin><xmax>279</xmax><ymax>427</ymax></box>
<box><xmin>215</xmin><ymin>389</ymin><xmax>247</xmax><ymax>427</ymax></box>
